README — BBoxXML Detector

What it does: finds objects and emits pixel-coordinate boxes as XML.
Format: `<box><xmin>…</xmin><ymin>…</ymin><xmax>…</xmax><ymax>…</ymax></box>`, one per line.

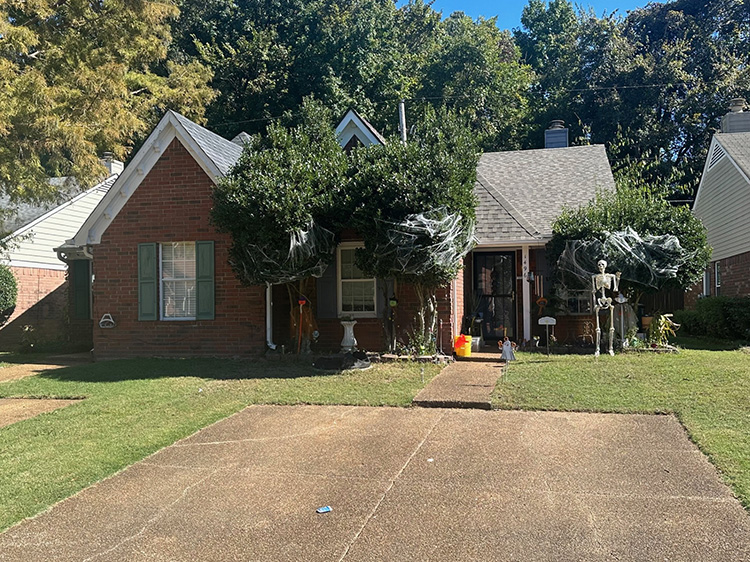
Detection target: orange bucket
<box><xmin>453</xmin><ymin>335</ymin><xmax>472</xmax><ymax>357</ymax></box>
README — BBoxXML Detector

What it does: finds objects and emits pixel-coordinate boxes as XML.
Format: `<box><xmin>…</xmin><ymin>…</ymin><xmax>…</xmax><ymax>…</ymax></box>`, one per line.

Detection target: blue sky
<box><xmin>426</xmin><ymin>1</ymin><xmax>647</xmax><ymax>31</ymax></box>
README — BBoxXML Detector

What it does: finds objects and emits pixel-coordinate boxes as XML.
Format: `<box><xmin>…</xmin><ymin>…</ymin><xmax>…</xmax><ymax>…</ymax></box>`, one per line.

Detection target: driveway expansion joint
<box><xmin>337</xmin><ymin>410</ymin><xmax>447</xmax><ymax>561</ymax></box>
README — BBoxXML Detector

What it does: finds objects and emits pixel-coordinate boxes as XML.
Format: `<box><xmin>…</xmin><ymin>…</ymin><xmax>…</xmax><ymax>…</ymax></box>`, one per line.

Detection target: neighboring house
<box><xmin>57</xmin><ymin>110</ymin><xmax>612</xmax><ymax>358</ymax></box>
<box><xmin>689</xmin><ymin>97</ymin><xmax>750</xmax><ymax>305</ymax></box>
<box><xmin>0</xmin><ymin>170</ymin><xmax>118</xmax><ymax>349</ymax></box>
<box><xmin>468</xmin><ymin>125</ymin><xmax>616</xmax><ymax>345</ymax></box>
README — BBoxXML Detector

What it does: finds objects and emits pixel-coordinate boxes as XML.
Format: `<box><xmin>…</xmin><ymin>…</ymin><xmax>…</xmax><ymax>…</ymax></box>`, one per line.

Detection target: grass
<box><xmin>0</xmin><ymin>356</ymin><xmax>441</xmax><ymax>532</ymax></box>
<box><xmin>493</xmin><ymin>346</ymin><xmax>750</xmax><ymax>509</ymax></box>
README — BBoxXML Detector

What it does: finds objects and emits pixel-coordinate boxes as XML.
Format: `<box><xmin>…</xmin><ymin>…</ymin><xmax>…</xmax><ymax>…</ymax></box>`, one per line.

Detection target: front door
<box><xmin>473</xmin><ymin>252</ymin><xmax>516</xmax><ymax>341</ymax></box>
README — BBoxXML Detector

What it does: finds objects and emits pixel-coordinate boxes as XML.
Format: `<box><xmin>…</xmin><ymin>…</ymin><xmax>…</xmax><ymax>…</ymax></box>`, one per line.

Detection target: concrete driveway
<box><xmin>1</xmin><ymin>406</ymin><xmax>749</xmax><ymax>561</ymax></box>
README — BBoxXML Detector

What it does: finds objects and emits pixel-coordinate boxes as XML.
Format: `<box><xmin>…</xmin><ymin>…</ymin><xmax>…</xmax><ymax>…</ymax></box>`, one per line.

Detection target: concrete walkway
<box><xmin>2</xmin><ymin>405</ymin><xmax>749</xmax><ymax>561</ymax></box>
<box><xmin>413</xmin><ymin>352</ymin><xmax>504</xmax><ymax>409</ymax></box>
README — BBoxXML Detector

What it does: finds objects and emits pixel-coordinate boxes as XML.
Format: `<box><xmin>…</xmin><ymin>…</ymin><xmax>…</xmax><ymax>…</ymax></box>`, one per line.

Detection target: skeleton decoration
<box><xmin>592</xmin><ymin>259</ymin><xmax>621</xmax><ymax>357</ymax></box>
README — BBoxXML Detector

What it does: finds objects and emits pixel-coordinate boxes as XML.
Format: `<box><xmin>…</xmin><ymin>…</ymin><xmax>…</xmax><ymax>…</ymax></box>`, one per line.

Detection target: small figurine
<box><xmin>499</xmin><ymin>336</ymin><xmax>517</xmax><ymax>362</ymax></box>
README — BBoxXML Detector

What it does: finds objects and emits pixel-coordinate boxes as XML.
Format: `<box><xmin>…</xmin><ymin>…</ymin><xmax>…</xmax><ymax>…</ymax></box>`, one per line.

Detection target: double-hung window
<box><xmin>337</xmin><ymin>245</ymin><xmax>376</xmax><ymax>317</ymax></box>
<box><xmin>566</xmin><ymin>290</ymin><xmax>593</xmax><ymax>315</ymax></box>
<box><xmin>161</xmin><ymin>242</ymin><xmax>196</xmax><ymax>320</ymax></box>
<box><xmin>138</xmin><ymin>241</ymin><xmax>214</xmax><ymax>321</ymax></box>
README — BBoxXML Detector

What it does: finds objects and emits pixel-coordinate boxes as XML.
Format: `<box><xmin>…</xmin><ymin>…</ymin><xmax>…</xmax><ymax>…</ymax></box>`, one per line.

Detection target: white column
<box><xmin>522</xmin><ymin>245</ymin><xmax>531</xmax><ymax>342</ymax></box>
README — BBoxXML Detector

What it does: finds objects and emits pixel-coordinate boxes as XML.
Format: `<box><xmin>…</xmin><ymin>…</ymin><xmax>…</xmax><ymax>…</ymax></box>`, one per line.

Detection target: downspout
<box><xmin>266</xmin><ymin>284</ymin><xmax>276</xmax><ymax>350</ymax></box>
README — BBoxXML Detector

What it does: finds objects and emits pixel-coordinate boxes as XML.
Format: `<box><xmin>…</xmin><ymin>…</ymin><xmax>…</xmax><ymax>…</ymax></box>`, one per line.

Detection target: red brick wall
<box><xmin>684</xmin><ymin>251</ymin><xmax>750</xmax><ymax>310</ymax></box>
<box><xmin>0</xmin><ymin>267</ymin><xmax>68</xmax><ymax>349</ymax></box>
<box><xmin>312</xmin><ymin>281</ymin><xmax>456</xmax><ymax>354</ymax></box>
<box><xmin>92</xmin><ymin>138</ymin><xmax>266</xmax><ymax>358</ymax></box>
<box><xmin>712</xmin><ymin>251</ymin><xmax>750</xmax><ymax>298</ymax></box>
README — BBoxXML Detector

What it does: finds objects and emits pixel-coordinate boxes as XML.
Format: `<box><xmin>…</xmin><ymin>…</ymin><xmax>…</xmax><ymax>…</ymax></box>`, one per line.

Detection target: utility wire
<box><xmin>209</xmin><ymin>81</ymin><xmax>694</xmax><ymax>129</ymax></box>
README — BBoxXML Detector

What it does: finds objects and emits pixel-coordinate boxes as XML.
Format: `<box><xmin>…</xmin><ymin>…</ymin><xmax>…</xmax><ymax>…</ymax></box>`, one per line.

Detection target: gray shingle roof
<box><xmin>170</xmin><ymin>111</ymin><xmax>243</xmax><ymax>175</ymax></box>
<box><xmin>715</xmin><ymin>132</ymin><xmax>750</xmax><ymax>180</ymax></box>
<box><xmin>474</xmin><ymin>144</ymin><xmax>615</xmax><ymax>245</ymax></box>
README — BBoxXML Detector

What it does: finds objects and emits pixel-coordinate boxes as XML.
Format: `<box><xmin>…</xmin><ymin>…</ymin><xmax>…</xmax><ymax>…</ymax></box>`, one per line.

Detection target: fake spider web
<box><xmin>232</xmin><ymin>220</ymin><xmax>336</xmax><ymax>285</ymax></box>
<box><xmin>556</xmin><ymin>226</ymin><xmax>688</xmax><ymax>290</ymax></box>
<box><xmin>371</xmin><ymin>207</ymin><xmax>475</xmax><ymax>277</ymax></box>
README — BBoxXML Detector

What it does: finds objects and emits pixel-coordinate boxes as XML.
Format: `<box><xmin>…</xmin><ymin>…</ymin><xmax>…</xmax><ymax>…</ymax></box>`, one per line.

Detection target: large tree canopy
<box><xmin>171</xmin><ymin>0</ymin><xmax>532</xmax><ymax>149</ymax></box>
<box><xmin>0</xmin><ymin>0</ymin><xmax>214</xmax><ymax>203</ymax></box>
<box><xmin>515</xmin><ymin>0</ymin><xmax>750</xmax><ymax>193</ymax></box>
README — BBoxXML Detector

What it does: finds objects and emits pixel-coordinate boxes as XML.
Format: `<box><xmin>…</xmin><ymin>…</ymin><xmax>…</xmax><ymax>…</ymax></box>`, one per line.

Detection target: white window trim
<box><xmin>337</xmin><ymin>243</ymin><xmax>377</xmax><ymax>319</ymax></box>
<box><xmin>715</xmin><ymin>261</ymin><xmax>721</xmax><ymax>289</ymax></box>
<box><xmin>160</xmin><ymin>242</ymin><xmax>197</xmax><ymax>321</ymax></box>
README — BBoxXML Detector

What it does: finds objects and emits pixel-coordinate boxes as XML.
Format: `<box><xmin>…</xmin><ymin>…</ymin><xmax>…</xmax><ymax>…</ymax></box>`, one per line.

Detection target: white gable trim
<box><xmin>335</xmin><ymin>109</ymin><xmax>384</xmax><ymax>148</ymax></box>
<box><xmin>694</xmin><ymin>135</ymin><xmax>750</xmax><ymax>210</ymax></box>
<box><xmin>70</xmin><ymin>111</ymin><xmax>224</xmax><ymax>247</ymax></box>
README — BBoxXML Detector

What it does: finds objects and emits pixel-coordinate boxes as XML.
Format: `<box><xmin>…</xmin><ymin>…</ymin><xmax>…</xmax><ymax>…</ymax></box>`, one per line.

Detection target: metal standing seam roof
<box><xmin>474</xmin><ymin>144</ymin><xmax>616</xmax><ymax>245</ymax></box>
<box><xmin>714</xmin><ymin>132</ymin><xmax>750</xmax><ymax>180</ymax></box>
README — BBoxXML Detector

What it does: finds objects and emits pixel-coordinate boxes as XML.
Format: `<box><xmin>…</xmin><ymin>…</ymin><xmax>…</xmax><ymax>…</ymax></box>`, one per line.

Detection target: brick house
<box><xmin>0</xmin><ymin>172</ymin><xmax>116</xmax><ymax>350</ymax></box>
<box><xmin>468</xmin><ymin>123</ymin><xmax>616</xmax><ymax>346</ymax></box>
<box><xmin>57</xmin><ymin>111</ymin><xmax>613</xmax><ymax>358</ymax></box>
<box><xmin>688</xmin><ymin>98</ymin><xmax>750</xmax><ymax>306</ymax></box>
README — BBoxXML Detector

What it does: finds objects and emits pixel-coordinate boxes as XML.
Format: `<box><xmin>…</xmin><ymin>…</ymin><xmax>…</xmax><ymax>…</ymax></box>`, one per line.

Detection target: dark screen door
<box><xmin>474</xmin><ymin>252</ymin><xmax>516</xmax><ymax>340</ymax></box>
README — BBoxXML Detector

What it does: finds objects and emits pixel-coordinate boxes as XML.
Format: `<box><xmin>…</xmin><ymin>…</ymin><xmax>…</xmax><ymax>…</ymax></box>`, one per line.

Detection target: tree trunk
<box><xmin>414</xmin><ymin>283</ymin><xmax>438</xmax><ymax>354</ymax></box>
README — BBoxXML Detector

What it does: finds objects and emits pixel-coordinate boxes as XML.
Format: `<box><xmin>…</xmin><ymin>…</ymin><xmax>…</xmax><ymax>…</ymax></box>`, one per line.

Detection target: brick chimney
<box><xmin>544</xmin><ymin>120</ymin><xmax>569</xmax><ymax>148</ymax></box>
<box><xmin>720</xmin><ymin>98</ymin><xmax>750</xmax><ymax>133</ymax></box>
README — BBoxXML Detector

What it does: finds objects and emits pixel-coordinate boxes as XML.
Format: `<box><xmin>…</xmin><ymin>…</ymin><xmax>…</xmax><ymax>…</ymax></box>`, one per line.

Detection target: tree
<box><xmin>350</xmin><ymin>107</ymin><xmax>479</xmax><ymax>352</ymax></box>
<box><xmin>0</xmin><ymin>0</ymin><xmax>214</xmax><ymax>205</ymax></box>
<box><xmin>172</xmin><ymin>0</ymin><xmax>533</xmax><ymax>148</ymax></box>
<box><xmin>415</xmin><ymin>12</ymin><xmax>533</xmax><ymax>151</ymax></box>
<box><xmin>547</xmin><ymin>174</ymin><xmax>711</xmax><ymax>307</ymax></box>
<box><xmin>515</xmin><ymin>0</ymin><xmax>750</xmax><ymax>193</ymax></box>
<box><xmin>211</xmin><ymin>99</ymin><xmax>348</xmax><ymax>351</ymax></box>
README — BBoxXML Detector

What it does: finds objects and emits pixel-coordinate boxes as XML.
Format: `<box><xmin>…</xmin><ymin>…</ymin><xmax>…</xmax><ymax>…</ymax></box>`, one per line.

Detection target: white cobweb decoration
<box><xmin>232</xmin><ymin>220</ymin><xmax>336</xmax><ymax>285</ymax></box>
<box><xmin>372</xmin><ymin>207</ymin><xmax>475</xmax><ymax>277</ymax></box>
<box><xmin>556</xmin><ymin>226</ymin><xmax>688</xmax><ymax>290</ymax></box>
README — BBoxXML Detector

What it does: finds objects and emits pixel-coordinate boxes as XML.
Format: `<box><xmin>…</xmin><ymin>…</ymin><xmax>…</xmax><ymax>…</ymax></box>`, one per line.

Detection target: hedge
<box><xmin>675</xmin><ymin>296</ymin><xmax>750</xmax><ymax>340</ymax></box>
<box><xmin>0</xmin><ymin>264</ymin><xmax>17</xmax><ymax>320</ymax></box>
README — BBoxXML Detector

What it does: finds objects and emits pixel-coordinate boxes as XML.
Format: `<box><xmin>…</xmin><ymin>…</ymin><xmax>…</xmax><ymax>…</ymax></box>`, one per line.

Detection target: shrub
<box><xmin>675</xmin><ymin>296</ymin><xmax>750</xmax><ymax>340</ymax></box>
<box><xmin>0</xmin><ymin>264</ymin><xmax>17</xmax><ymax>321</ymax></box>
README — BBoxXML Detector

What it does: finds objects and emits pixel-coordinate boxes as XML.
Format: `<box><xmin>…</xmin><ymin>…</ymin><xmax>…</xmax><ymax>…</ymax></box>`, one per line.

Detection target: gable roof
<box><xmin>67</xmin><ymin>111</ymin><xmax>242</xmax><ymax>247</ymax></box>
<box><xmin>4</xmin><ymin>175</ymin><xmax>116</xmax><ymax>269</ymax></box>
<box><xmin>335</xmin><ymin>108</ymin><xmax>386</xmax><ymax>147</ymax></box>
<box><xmin>714</xmin><ymin>132</ymin><xmax>750</xmax><ymax>181</ymax></box>
<box><xmin>474</xmin><ymin>144</ymin><xmax>615</xmax><ymax>246</ymax></box>
<box><xmin>693</xmin><ymin>132</ymin><xmax>750</xmax><ymax>211</ymax></box>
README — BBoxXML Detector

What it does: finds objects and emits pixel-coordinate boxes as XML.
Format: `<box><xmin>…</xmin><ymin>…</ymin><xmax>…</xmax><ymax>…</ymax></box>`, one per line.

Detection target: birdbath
<box><xmin>340</xmin><ymin>319</ymin><xmax>358</xmax><ymax>353</ymax></box>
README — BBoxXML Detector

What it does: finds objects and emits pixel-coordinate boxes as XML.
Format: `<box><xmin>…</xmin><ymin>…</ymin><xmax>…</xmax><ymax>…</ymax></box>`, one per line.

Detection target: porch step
<box><xmin>412</xmin><ymin>360</ymin><xmax>504</xmax><ymax>410</ymax></box>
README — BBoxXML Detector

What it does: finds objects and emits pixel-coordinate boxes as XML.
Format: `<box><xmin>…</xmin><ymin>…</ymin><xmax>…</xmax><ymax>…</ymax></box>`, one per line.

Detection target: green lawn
<box><xmin>0</xmin><ymin>356</ymin><xmax>441</xmax><ymax>532</ymax></box>
<box><xmin>493</xmin><ymin>347</ymin><xmax>750</xmax><ymax>509</ymax></box>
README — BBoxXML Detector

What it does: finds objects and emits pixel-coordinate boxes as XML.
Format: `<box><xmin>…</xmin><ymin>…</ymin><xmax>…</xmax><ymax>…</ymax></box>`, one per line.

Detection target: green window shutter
<box><xmin>195</xmin><ymin>241</ymin><xmax>215</xmax><ymax>320</ymax></box>
<box><xmin>71</xmin><ymin>260</ymin><xmax>91</xmax><ymax>319</ymax></box>
<box><xmin>138</xmin><ymin>243</ymin><xmax>158</xmax><ymax>321</ymax></box>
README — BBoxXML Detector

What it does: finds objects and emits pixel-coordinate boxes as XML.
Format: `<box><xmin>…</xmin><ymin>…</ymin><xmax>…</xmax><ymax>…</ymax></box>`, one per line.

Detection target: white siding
<box><xmin>4</xmin><ymin>182</ymin><xmax>111</xmax><ymax>269</ymax></box>
<box><xmin>694</xmin><ymin>157</ymin><xmax>750</xmax><ymax>261</ymax></box>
